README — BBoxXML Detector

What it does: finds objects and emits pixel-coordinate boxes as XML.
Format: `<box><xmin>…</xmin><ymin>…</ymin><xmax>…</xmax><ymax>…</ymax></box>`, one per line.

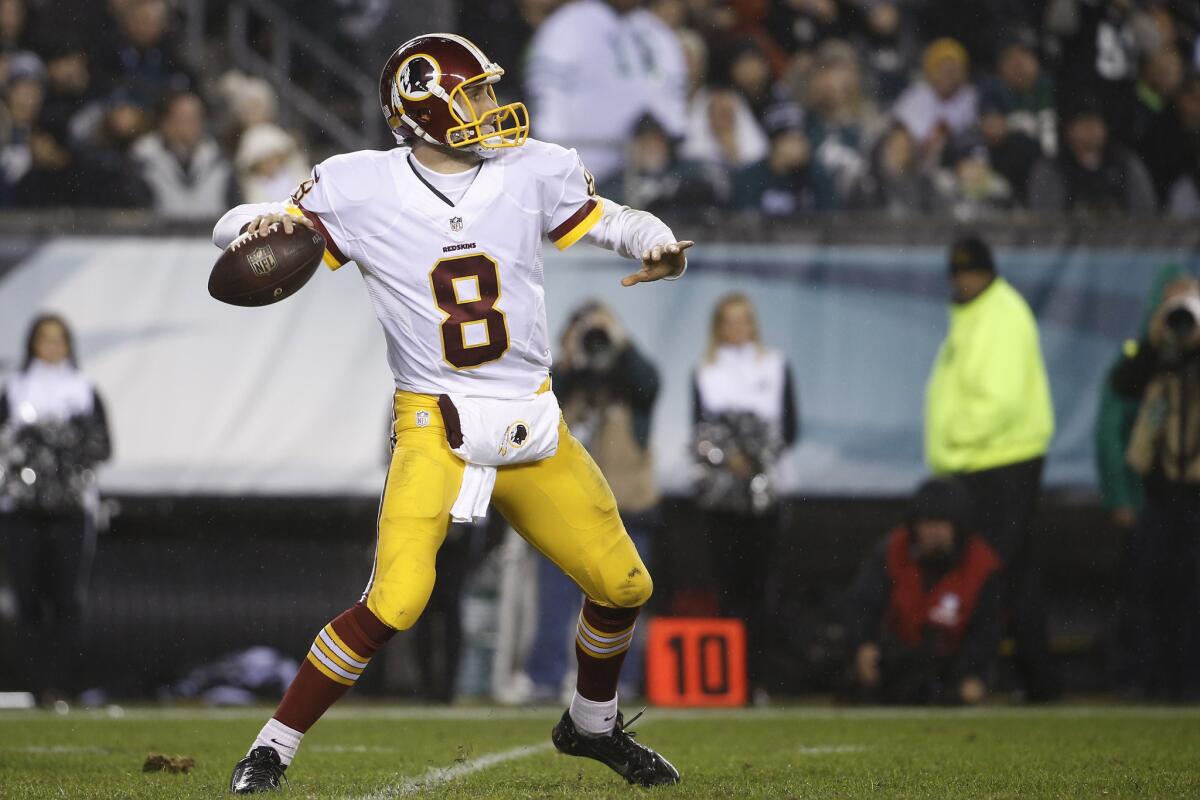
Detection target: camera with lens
<box><xmin>1160</xmin><ymin>294</ymin><xmax>1200</xmax><ymax>350</ymax></box>
<box><xmin>572</xmin><ymin>318</ymin><xmax>622</xmax><ymax>371</ymax></box>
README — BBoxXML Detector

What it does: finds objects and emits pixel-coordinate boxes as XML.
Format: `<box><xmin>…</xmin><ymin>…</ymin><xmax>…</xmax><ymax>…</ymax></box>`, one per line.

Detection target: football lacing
<box><xmin>228</xmin><ymin>222</ymin><xmax>282</xmax><ymax>251</ymax></box>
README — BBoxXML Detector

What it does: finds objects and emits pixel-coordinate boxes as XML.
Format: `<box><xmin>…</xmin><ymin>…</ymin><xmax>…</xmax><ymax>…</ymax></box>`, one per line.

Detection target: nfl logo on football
<box><xmin>449</xmin><ymin>216</ymin><xmax>463</xmax><ymax>232</ymax></box>
<box><xmin>247</xmin><ymin>245</ymin><xmax>278</xmax><ymax>277</ymax></box>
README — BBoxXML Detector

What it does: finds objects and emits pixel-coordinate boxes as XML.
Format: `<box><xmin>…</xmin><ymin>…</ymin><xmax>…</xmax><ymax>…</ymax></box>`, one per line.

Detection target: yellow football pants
<box><xmin>361</xmin><ymin>388</ymin><xmax>653</xmax><ymax>631</ymax></box>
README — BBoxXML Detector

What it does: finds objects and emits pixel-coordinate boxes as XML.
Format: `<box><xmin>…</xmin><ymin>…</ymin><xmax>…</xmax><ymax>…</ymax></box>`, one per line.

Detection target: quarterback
<box><xmin>212</xmin><ymin>33</ymin><xmax>690</xmax><ymax>793</ymax></box>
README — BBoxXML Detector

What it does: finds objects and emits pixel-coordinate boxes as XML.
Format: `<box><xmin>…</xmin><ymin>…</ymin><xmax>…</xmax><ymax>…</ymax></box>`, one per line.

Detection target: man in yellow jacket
<box><xmin>925</xmin><ymin>234</ymin><xmax>1058</xmax><ymax>701</ymax></box>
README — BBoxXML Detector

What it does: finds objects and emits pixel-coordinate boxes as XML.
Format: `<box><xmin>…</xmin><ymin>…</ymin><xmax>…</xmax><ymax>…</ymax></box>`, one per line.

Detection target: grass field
<box><xmin>0</xmin><ymin>704</ymin><xmax>1198</xmax><ymax>798</ymax></box>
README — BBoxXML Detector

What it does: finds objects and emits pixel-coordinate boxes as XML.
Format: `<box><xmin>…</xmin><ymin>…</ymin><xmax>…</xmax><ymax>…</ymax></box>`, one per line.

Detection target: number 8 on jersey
<box><xmin>429</xmin><ymin>253</ymin><xmax>510</xmax><ymax>369</ymax></box>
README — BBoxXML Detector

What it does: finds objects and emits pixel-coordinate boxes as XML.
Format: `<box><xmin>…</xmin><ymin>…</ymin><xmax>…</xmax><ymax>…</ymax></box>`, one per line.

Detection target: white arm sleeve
<box><xmin>211</xmin><ymin>201</ymin><xmax>289</xmax><ymax>248</ymax></box>
<box><xmin>581</xmin><ymin>197</ymin><xmax>687</xmax><ymax>279</ymax></box>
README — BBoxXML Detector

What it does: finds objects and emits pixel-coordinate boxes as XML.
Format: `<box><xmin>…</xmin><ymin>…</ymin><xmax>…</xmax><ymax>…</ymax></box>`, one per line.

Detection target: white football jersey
<box><xmin>291</xmin><ymin>138</ymin><xmax>602</xmax><ymax>399</ymax></box>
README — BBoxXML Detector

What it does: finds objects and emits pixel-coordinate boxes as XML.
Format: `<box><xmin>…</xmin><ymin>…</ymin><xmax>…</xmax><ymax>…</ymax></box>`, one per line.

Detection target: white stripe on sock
<box><xmin>319</xmin><ymin>629</ymin><xmax>369</xmax><ymax>669</ymax></box>
<box><xmin>309</xmin><ymin>644</ymin><xmax>361</xmax><ymax>682</ymax></box>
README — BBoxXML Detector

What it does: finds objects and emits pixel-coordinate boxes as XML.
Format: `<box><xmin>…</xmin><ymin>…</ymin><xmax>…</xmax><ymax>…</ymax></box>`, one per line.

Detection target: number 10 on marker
<box><xmin>645</xmin><ymin>618</ymin><xmax>747</xmax><ymax>707</ymax></box>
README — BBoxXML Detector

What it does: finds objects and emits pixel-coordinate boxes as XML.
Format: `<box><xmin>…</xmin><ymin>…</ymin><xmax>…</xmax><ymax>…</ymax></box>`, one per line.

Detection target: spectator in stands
<box><xmin>767</xmin><ymin>0</ymin><xmax>845</xmax><ymax>57</ymax></box>
<box><xmin>0</xmin><ymin>51</ymin><xmax>86</xmax><ymax>208</ymax></box>
<box><xmin>456</xmin><ymin>0</ymin><xmax>561</xmax><ymax>103</ymax></box>
<box><xmin>235</xmin><ymin>123</ymin><xmax>308</xmax><ymax>205</ymax></box>
<box><xmin>855</xmin><ymin>2</ymin><xmax>910</xmax><ymax>104</ymax></box>
<box><xmin>1132</xmin><ymin>45</ymin><xmax>1185</xmax><ymax>149</ymax></box>
<box><xmin>693</xmin><ymin>293</ymin><xmax>799</xmax><ymax>700</ymax></box>
<box><xmin>975</xmin><ymin>96</ymin><xmax>1044</xmax><ymax>206</ymax></box>
<box><xmin>37</xmin><ymin>36</ymin><xmax>91</xmax><ymax>146</ymax></box>
<box><xmin>0</xmin><ymin>0</ymin><xmax>34</xmax><ymax>58</ymax></box>
<box><xmin>131</xmin><ymin>90</ymin><xmax>234</xmax><ymax>219</ymax></box>
<box><xmin>681</xmin><ymin>87</ymin><xmax>769</xmax><ymax>170</ymax></box>
<box><xmin>721</xmin><ymin>38</ymin><xmax>777</xmax><ymax>126</ymax></box>
<box><xmin>1046</xmin><ymin>0</ymin><xmax>1149</xmax><ymax>148</ymax></box>
<box><xmin>891</xmin><ymin>38</ymin><xmax>978</xmax><ymax>155</ymax></box>
<box><xmin>925</xmin><ymin>234</ymin><xmax>1058</xmax><ymax>701</ymax></box>
<box><xmin>1110</xmin><ymin>269</ymin><xmax>1200</xmax><ymax>700</ymax></box>
<box><xmin>0</xmin><ymin>314</ymin><xmax>112</xmax><ymax>704</ymax></box>
<box><xmin>978</xmin><ymin>35</ymin><xmax>1057</xmax><ymax>157</ymax></box>
<box><xmin>92</xmin><ymin>0</ymin><xmax>192</xmax><ymax>108</ymax></box>
<box><xmin>932</xmin><ymin>132</ymin><xmax>1013</xmax><ymax>219</ymax></box>
<box><xmin>0</xmin><ymin>51</ymin><xmax>45</xmax><ymax>204</ymax></box>
<box><xmin>800</xmin><ymin>40</ymin><xmax>876</xmax><ymax>206</ymax></box>
<box><xmin>526</xmin><ymin>301</ymin><xmax>661</xmax><ymax>702</ymax></box>
<box><xmin>526</xmin><ymin>0</ymin><xmax>687</xmax><ymax>182</ymax></box>
<box><xmin>1142</xmin><ymin>71</ymin><xmax>1200</xmax><ymax>206</ymax></box>
<box><xmin>849</xmin><ymin>124</ymin><xmax>936</xmax><ymax>214</ymax></box>
<box><xmin>71</xmin><ymin>93</ymin><xmax>152</xmax><ymax>208</ymax></box>
<box><xmin>700</xmin><ymin>0</ymin><xmax>788</xmax><ymax>77</ymax></box>
<box><xmin>731</xmin><ymin>117</ymin><xmax>826</xmax><ymax>215</ymax></box>
<box><xmin>1095</xmin><ymin>264</ymin><xmax>1194</xmax><ymax>694</ymax></box>
<box><xmin>846</xmin><ymin>477</ymin><xmax>1002</xmax><ymax>705</ymax></box>
<box><xmin>599</xmin><ymin>113</ymin><xmax>722</xmax><ymax>215</ymax></box>
<box><xmin>1027</xmin><ymin>95</ymin><xmax>1157</xmax><ymax>214</ymax></box>
<box><xmin>214</xmin><ymin>72</ymin><xmax>279</xmax><ymax>154</ymax></box>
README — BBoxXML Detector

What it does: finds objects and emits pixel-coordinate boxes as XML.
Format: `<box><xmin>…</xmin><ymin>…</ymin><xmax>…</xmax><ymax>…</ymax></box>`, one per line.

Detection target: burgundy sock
<box><xmin>274</xmin><ymin>603</ymin><xmax>394</xmax><ymax>732</ymax></box>
<box><xmin>574</xmin><ymin>599</ymin><xmax>640</xmax><ymax>702</ymax></box>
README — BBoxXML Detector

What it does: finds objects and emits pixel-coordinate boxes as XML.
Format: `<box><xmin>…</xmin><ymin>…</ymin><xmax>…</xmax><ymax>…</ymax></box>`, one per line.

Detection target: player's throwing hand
<box><xmin>247</xmin><ymin>212</ymin><xmax>316</xmax><ymax>238</ymax></box>
<box><xmin>621</xmin><ymin>240</ymin><xmax>694</xmax><ymax>286</ymax></box>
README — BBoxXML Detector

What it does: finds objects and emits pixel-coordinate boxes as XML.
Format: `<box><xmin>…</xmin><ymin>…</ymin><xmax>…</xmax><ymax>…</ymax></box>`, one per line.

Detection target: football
<box><xmin>208</xmin><ymin>223</ymin><xmax>326</xmax><ymax>307</ymax></box>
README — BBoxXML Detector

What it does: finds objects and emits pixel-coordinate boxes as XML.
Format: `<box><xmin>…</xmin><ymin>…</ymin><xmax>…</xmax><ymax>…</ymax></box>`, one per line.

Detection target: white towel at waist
<box><xmin>437</xmin><ymin>391</ymin><xmax>561</xmax><ymax>523</ymax></box>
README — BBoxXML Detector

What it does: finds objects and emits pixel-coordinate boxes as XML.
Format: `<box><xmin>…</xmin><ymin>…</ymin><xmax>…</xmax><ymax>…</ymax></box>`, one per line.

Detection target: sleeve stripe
<box><xmin>550</xmin><ymin>198</ymin><xmax>602</xmax><ymax>250</ymax></box>
<box><xmin>291</xmin><ymin>204</ymin><xmax>350</xmax><ymax>270</ymax></box>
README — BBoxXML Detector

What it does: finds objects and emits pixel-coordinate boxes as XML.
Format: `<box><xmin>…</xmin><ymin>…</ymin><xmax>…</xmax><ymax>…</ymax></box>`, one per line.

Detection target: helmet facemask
<box><xmin>445</xmin><ymin>72</ymin><xmax>529</xmax><ymax>156</ymax></box>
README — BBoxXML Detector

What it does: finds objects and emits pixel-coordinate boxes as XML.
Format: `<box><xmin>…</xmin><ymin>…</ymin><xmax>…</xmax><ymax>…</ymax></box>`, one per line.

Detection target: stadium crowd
<box><xmin>0</xmin><ymin>0</ymin><xmax>1198</xmax><ymax>218</ymax></box>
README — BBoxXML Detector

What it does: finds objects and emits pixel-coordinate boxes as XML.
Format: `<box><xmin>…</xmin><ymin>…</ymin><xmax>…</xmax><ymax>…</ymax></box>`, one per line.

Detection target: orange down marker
<box><xmin>645</xmin><ymin>618</ymin><xmax>747</xmax><ymax>707</ymax></box>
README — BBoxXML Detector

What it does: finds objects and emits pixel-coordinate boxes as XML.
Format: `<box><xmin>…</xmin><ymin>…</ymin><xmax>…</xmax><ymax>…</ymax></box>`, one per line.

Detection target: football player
<box><xmin>212</xmin><ymin>33</ymin><xmax>690</xmax><ymax>794</ymax></box>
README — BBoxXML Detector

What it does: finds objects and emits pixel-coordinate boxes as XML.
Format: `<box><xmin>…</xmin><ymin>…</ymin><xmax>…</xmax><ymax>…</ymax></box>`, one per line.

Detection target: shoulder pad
<box><xmin>315</xmin><ymin>149</ymin><xmax>395</xmax><ymax>206</ymax></box>
<box><xmin>503</xmin><ymin>138</ymin><xmax>579</xmax><ymax>179</ymax></box>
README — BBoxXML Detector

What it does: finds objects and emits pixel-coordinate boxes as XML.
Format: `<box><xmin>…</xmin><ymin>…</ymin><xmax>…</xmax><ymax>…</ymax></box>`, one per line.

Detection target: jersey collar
<box><xmin>394</xmin><ymin>149</ymin><xmax>504</xmax><ymax>239</ymax></box>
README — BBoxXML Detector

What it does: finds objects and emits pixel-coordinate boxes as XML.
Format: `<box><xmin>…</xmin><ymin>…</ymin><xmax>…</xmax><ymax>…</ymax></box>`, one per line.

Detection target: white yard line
<box><xmin>308</xmin><ymin>745</ymin><xmax>395</xmax><ymax>754</ymax></box>
<box><xmin>0</xmin><ymin>745</ymin><xmax>110</xmax><ymax>754</ymax></box>
<box><xmin>795</xmin><ymin>744</ymin><xmax>867</xmax><ymax>755</ymax></box>
<box><xmin>350</xmin><ymin>741</ymin><xmax>554</xmax><ymax>799</ymax></box>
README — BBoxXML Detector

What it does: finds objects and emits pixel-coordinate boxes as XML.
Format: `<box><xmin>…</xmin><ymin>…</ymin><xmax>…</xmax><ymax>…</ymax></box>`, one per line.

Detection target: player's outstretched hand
<box><xmin>248</xmin><ymin>212</ymin><xmax>316</xmax><ymax>238</ymax></box>
<box><xmin>621</xmin><ymin>241</ymin><xmax>694</xmax><ymax>287</ymax></box>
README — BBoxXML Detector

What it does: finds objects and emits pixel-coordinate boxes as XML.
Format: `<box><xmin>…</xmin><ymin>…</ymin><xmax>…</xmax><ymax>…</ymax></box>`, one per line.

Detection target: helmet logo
<box><xmin>397</xmin><ymin>54</ymin><xmax>441</xmax><ymax>102</ymax></box>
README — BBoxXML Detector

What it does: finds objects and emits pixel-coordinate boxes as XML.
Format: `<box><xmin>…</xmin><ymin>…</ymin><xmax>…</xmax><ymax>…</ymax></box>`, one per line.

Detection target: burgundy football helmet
<box><xmin>378</xmin><ymin>33</ymin><xmax>529</xmax><ymax>156</ymax></box>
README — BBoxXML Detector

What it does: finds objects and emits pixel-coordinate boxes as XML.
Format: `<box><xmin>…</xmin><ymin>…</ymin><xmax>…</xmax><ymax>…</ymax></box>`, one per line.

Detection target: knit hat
<box><xmin>235</xmin><ymin>123</ymin><xmax>297</xmax><ymax>172</ymax></box>
<box><xmin>922</xmin><ymin>38</ymin><xmax>969</xmax><ymax>81</ymax></box>
<box><xmin>948</xmin><ymin>234</ymin><xmax>996</xmax><ymax>274</ymax></box>
<box><xmin>908</xmin><ymin>477</ymin><xmax>974</xmax><ymax>534</ymax></box>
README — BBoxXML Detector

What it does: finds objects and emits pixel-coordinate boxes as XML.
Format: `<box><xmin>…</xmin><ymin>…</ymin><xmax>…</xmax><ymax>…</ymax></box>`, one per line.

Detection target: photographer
<box><xmin>845</xmin><ymin>478</ymin><xmax>1003</xmax><ymax>706</ymax></box>
<box><xmin>524</xmin><ymin>301</ymin><xmax>661</xmax><ymax>701</ymax></box>
<box><xmin>1111</xmin><ymin>274</ymin><xmax>1200</xmax><ymax>700</ymax></box>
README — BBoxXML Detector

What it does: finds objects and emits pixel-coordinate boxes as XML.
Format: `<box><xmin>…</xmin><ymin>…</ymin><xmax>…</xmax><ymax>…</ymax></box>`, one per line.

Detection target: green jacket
<box><xmin>925</xmin><ymin>278</ymin><xmax>1055</xmax><ymax>474</ymax></box>
<box><xmin>1094</xmin><ymin>264</ymin><xmax>1192</xmax><ymax>512</ymax></box>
